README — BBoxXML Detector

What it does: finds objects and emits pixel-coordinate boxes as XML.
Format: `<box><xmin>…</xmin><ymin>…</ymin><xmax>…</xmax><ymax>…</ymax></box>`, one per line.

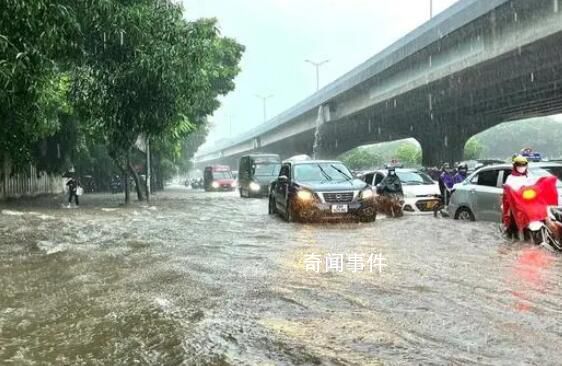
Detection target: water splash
<box><xmin>312</xmin><ymin>105</ymin><xmax>325</xmax><ymax>159</ymax></box>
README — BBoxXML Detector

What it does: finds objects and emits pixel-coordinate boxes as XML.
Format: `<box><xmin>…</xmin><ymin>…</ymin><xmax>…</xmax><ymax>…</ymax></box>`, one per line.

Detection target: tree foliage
<box><xmin>70</xmin><ymin>1</ymin><xmax>243</xmax><ymax>200</ymax></box>
<box><xmin>395</xmin><ymin>143</ymin><xmax>422</xmax><ymax>167</ymax></box>
<box><xmin>1</xmin><ymin>0</ymin><xmax>243</xmax><ymax>202</ymax></box>
<box><xmin>474</xmin><ymin>117</ymin><xmax>562</xmax><ymax>159</ymax></box>
<box><xmin>339</xmin><ymin>148</ymin><xmax>382</xmax><ymax>170</ymax></box>
<box><xmin>464</xmin><ymin>138</ymin><xmax>485</xmax><ymax>160</ymax></box>
<box><xmin>0</xmin><ymin>1</ymin><xmax>80</xmax><ymax>165</ymax></box>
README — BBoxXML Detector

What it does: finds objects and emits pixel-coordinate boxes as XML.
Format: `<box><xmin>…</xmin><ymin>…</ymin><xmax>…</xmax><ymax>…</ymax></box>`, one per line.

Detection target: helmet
<box><xmin>457</xmin><ymin>163</ymin><xmax>468</xmax><ymax>171</ymax></box>
<box><xmin>512</xmin><ymin>155</ymin><xmax>528</xmax><ymax>166</ymax></box>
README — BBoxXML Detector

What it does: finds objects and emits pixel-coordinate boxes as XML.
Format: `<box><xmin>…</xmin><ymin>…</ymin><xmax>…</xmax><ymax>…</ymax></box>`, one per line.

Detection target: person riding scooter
<box><xmin>502</xmin><ymin>155</ymin><xmax>534</xmax><ymax>238</ymax></box>
<box><xmin>376</xmin><ymin>167</ymin><xmax>404</xmax><ymax>218</ymax></box>
<box><xmin>377</xmin><ymin>167</ymin><xmax>403</xmax><ymax>197</ymax></box>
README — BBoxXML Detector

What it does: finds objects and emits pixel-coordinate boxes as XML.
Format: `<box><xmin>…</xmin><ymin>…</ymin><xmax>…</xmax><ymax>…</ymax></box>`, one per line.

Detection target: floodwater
<box><xmin>1</xmin><ymin>186</ymin><xmax>561</xmax><ymax>365</ymax></box>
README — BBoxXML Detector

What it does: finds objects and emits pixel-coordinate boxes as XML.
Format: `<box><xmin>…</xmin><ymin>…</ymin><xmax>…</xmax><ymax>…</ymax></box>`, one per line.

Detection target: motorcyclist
<box><xmin>377</xmin><ymin>167</ymin><xmax>403</xmax><ymax>196</ymax></box>
<box><xmin>453</xmin><ymin>163</ymin><xmax>468</xmax><ymax>184</ymax></box>
<box><xmin>502</xmin><ymin>155</ymin><xmax>533</xmax><ymax>237</ymax></box>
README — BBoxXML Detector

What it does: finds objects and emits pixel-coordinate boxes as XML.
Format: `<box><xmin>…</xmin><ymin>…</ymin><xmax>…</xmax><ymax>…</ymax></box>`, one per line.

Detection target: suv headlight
<box><xmin>211</xmin><ymin>181</ymin><xmax>219</xmax><ymax>188</ymax></box>
<box><xmin>360</xmin><ymin>188</ymin><xmax>374</xmax><ymax>200</ymax></box>
<box><xmin>249</xmin><ymin>182</ymin><xmax>260</xmax><ymax>191</ymax></box>
<box><xmin>297</xmin><ymin>190</ymin><xmax>314</xmax><ymax>201</ymax></box>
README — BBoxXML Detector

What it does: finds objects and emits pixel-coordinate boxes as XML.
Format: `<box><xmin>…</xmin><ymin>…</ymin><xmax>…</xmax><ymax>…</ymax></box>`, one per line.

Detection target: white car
<box><xmin>361</xmin><ymin>169</ymin><xmax>441</xmax><ymax>213</ymax></box>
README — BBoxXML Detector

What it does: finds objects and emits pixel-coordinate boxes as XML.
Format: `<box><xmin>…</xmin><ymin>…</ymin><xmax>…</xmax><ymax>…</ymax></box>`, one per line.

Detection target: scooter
<box><xmin>374</xmin><ymin>190</ymin><xmax>404</xmax><ymax>218</ymax></box>
<box><xmin>526</xmin><ymin>206</ymin><xmax>562</xmax><ymax>251</ymax></box>
<box><xmin>191</xmin><ymin>179</ymin><xmax>203</xmax><ymax>190</ymax></box>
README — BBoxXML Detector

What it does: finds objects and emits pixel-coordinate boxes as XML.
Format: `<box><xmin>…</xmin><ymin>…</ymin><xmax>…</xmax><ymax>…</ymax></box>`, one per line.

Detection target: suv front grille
<box><xmin>323</xmin><ymin>192</ymin><xmax>354</xmax><ymax>203</ymax></box>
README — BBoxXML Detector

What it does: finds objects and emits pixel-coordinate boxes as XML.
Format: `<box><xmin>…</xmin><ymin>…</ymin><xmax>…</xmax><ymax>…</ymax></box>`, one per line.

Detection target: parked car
<box><xmin>268</xmin><ymin>159</ymin><xmax>377</xmax><ymax>222</ymax></box>
<box><xmin>448</xmin><ymin>162</ymin><xmax>562</xmax><ymax>221</ymax></box>
<box><xmin>459</xmin><ymin>159</ymin><xmax>506</xmax><ymax>173</ymax></box>
<box><xmin>238</xmin><ymin>154</ymin><xmax>281</xmax><ymax>198</ymax></box>
<box><xmin>361</xmin><ymin>168</ymin><xmax>440</xmax><ymax>213</ymax></box>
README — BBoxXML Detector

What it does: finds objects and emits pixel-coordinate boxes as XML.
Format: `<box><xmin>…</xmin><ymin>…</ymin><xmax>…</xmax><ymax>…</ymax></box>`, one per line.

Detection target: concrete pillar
<box><xmin>418</xmin><ymin>131</ymin><xmax>468</xmax><ymax>167</ymax></box>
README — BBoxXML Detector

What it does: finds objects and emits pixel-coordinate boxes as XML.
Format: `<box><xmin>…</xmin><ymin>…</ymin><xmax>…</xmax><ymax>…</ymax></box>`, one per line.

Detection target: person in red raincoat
<box><xmin>502</xmin><ymin>155</ymin><xmax>558</xmax><ymax>237</ymax></box>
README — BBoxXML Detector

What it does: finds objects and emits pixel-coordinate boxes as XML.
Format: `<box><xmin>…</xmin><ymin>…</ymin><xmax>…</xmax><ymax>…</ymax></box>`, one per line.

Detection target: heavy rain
<box><xmin>2</xmin><ymin>0</ymin><xmax>562</xmax><ymax>365</ymax></box>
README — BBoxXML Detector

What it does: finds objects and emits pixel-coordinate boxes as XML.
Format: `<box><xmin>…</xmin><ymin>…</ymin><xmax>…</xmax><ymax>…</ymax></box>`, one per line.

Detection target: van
<box><xmin>203</xmin><ymin>165</ymin><xmax>236</xmax><ymax>192</ymax></box>
<box><xmin>238</xmin><ymin>154</ymin><xmax>281</xmax><ymax>197</ymax></box>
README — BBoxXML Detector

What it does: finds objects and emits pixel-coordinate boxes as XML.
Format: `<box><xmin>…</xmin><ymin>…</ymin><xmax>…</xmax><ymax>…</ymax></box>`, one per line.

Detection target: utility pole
<box><xmin>255</xmin><ymin>94</ymin><xmax>273</xmax><ymax>123</ymax></box>
<box><xmin>430</xmin><ymin>0</ymin><xmax>433</xmax><ymax>19</ymax></box>
<box><xmin>305</xmin><ymin>59</ymin><xmax>329</xmax><ymax>91</ymax></box>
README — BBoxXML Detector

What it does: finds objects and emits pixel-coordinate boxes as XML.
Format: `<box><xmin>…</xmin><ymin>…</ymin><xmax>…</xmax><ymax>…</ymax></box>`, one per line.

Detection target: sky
<box><xmin>180</xmin><ymin>0</ymin><xmax>460</xmax><ymax>149</ymax></box>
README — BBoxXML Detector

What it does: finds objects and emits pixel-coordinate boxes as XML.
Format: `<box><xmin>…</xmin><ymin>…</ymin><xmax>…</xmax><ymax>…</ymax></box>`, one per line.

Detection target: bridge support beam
<box><xmin>417</xmin><ymin>127</ymin><xmax>470</xmax><ymax>167</ymax></box>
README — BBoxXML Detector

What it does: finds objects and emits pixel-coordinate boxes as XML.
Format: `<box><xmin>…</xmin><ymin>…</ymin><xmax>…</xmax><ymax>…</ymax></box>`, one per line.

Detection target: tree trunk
<box><xmin>156</xmin><ymin>153</ymin><xmax>164</xmax><ymax>191</ymax></box>
<box><xmin>121</xmin><ymin>165</ymin><xmax>129</xmax><ymax>204</ymax></box>
<box><xmin>128</xmin><ymin>159</ymin><xmax>144</xmax><ymax>201</ymax></box>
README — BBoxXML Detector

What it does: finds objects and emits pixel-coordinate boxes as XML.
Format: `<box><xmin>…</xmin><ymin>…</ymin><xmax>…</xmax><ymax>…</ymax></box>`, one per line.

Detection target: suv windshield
<box><xmin>254</xmin><ymin>163</ymin><xmax>281</xmax><ymax>176</ymax></box>
<box><xmin>294</xmin><ymin>163</ymin><xmax>352</xmax><ymax>182</ymax></box>
<box><xmin>395</xmin><ymin>171</ymin><xmax>434</xmax><ymax>185</ymax></box>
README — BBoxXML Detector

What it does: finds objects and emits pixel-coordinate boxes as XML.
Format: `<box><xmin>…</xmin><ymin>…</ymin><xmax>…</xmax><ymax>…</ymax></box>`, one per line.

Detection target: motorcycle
<box><xmin>374</xmin><ymin>191</ymin><xmax>403</xmax><ymax>218</ymax></box>
<box><xmin>525</xmin><ymin>206</ymin><xmax>562</xmax><ymax>251</ymax></box>
<box><xmin>191</xmin><ymin>178</ymin><xmax>203</xmax><ymax>190</ymax></box>
<box><xmin>502</xmin><ymin>176</ymin><xmax>562</xmax><ymax>251</ymax></box>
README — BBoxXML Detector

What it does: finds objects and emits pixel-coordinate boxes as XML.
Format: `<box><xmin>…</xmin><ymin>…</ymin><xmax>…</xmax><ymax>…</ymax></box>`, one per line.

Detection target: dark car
<box><xmin>268</xmin><ymin>159</ymin><xmax>377</xmax><ymax>222</ymax></box>
<box><xmin>238</xmin><ymin>154</ymin><xmax>281</xmax><ymax>198</ymax></box>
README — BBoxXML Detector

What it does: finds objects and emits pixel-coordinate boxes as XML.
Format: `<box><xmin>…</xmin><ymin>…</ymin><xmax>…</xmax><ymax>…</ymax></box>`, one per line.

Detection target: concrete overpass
<box><xmin>195</xmin><ymin>0</ymin><xmax>562</xmax><ymax>168</ymax></box>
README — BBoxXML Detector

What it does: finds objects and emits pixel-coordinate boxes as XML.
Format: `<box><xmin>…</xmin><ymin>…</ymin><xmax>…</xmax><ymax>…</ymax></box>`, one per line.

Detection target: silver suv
<box><xmin>448</xmin><ymin>162</ymin><xmax>562</xmax><ymax>222</ymax></box>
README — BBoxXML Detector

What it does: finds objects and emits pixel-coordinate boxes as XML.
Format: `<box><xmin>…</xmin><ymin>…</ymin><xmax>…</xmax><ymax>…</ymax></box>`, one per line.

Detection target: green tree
<box><xmin>71</xmin><ymin>1</ymin><xmax>244</xmax><ymax>202</ymax></box>
<box><xmin>464</xmin><ymin>138</ymin><xmax>485</xmax><ymax>160</ymax></box>
<box><xmin>340</xmin><ymin>149</ymin><xmax>382</xmax><ymax>170</ymax></box>
<box><xmin>395</xmin><ymin>143</ymin><xmax>421</xmax><ymax>166</ymax></box>
<box><xmin>1</xmin><ymin>1</ymin><xmax>80</xmax><ymax>167</ymax></box>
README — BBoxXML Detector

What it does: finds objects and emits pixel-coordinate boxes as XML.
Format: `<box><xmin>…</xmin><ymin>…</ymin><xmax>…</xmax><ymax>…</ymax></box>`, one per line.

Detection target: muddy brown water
<box><xmin>1</xmin><ymin>186</ymin><xmax>560</xmax><ymax>365</ymax></box>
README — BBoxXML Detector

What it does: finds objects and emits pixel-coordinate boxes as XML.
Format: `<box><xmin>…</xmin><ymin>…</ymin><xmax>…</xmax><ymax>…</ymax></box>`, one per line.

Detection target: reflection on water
<box><xmin>508</xmin><ymin>247</ymin><xmax>555</xmax><ymax>312</ymax></box>
<box><xmin>0</xmin><ymin>187</ymin><xmax>561</xmax><ymax>364</ymax></box>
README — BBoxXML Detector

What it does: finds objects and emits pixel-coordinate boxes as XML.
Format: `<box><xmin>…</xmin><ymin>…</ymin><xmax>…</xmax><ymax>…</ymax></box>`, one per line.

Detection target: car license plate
<box><xmin>426</xmin><ymin>200</ymin><xmax>438</xmax><ymax>209</ymax></box>
<box><xmin>331</xmin><ymin>204</ymin><xmax>348</xmax><ymax>213</ymax></box>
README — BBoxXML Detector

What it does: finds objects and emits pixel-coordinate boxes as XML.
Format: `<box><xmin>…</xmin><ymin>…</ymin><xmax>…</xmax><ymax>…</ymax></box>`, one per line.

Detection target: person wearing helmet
<box><xmin>505</xmin><ymin>155</ymin><xmax>531</xmax><ymax>189</ymax></box>
<box><xmin>502</xmin><ymin>155</ymin><xmax>533</xmax><ymax>237</ymax></box>
<box><xmin>377</xmin><ymin>167</ymin><xmax>403</xmax><ymax>196</ymax></box>
<box><xmin>454</xmin><ymin>163</ymin><xmax>468</xmax><ymax>184</ymax></box>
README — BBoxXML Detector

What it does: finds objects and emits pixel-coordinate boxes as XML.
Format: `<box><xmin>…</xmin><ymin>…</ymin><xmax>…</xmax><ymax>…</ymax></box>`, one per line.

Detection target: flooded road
<box><xmin>1</xmin><ymin>186</ymin><xmax>561</xmax><ymax>365</ymax></box>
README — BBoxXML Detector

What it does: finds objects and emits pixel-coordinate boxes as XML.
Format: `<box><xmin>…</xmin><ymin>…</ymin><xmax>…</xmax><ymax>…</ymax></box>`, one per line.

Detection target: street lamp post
<box><xmin>430</xmin><ymin>0</ymin><xmax>433</xmax><ymax>19</ymax></box>
<box><xmin>305</xmin><ymin>59</ymin><xmax>329</xmax><ymax>91</ymax></box>
<box><xmin>256</xmin><ymin>94</ymin><xmax>273</xmax><ymax>123</ymax></box>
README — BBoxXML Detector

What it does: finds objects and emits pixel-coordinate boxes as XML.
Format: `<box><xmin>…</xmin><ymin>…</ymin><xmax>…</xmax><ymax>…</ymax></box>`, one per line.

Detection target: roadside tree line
<box><xmin>1</xmin><ymin>0</ymin><xmax>244</xmax><ymax>202</ymax></box>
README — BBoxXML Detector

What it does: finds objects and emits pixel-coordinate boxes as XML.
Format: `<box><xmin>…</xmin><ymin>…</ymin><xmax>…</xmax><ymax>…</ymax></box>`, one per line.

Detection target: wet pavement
<box><xmin>0</xmin><ymin>186</ymin><xmax>561</xmax><ymax>365</ymax></box>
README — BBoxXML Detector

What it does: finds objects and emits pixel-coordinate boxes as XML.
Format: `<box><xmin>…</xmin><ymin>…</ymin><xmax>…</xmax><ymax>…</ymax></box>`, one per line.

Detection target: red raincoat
<box><xmin>502</xmin><ymin>175</ymin><xmax>558</xmax><ymax>231</ymax></box>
